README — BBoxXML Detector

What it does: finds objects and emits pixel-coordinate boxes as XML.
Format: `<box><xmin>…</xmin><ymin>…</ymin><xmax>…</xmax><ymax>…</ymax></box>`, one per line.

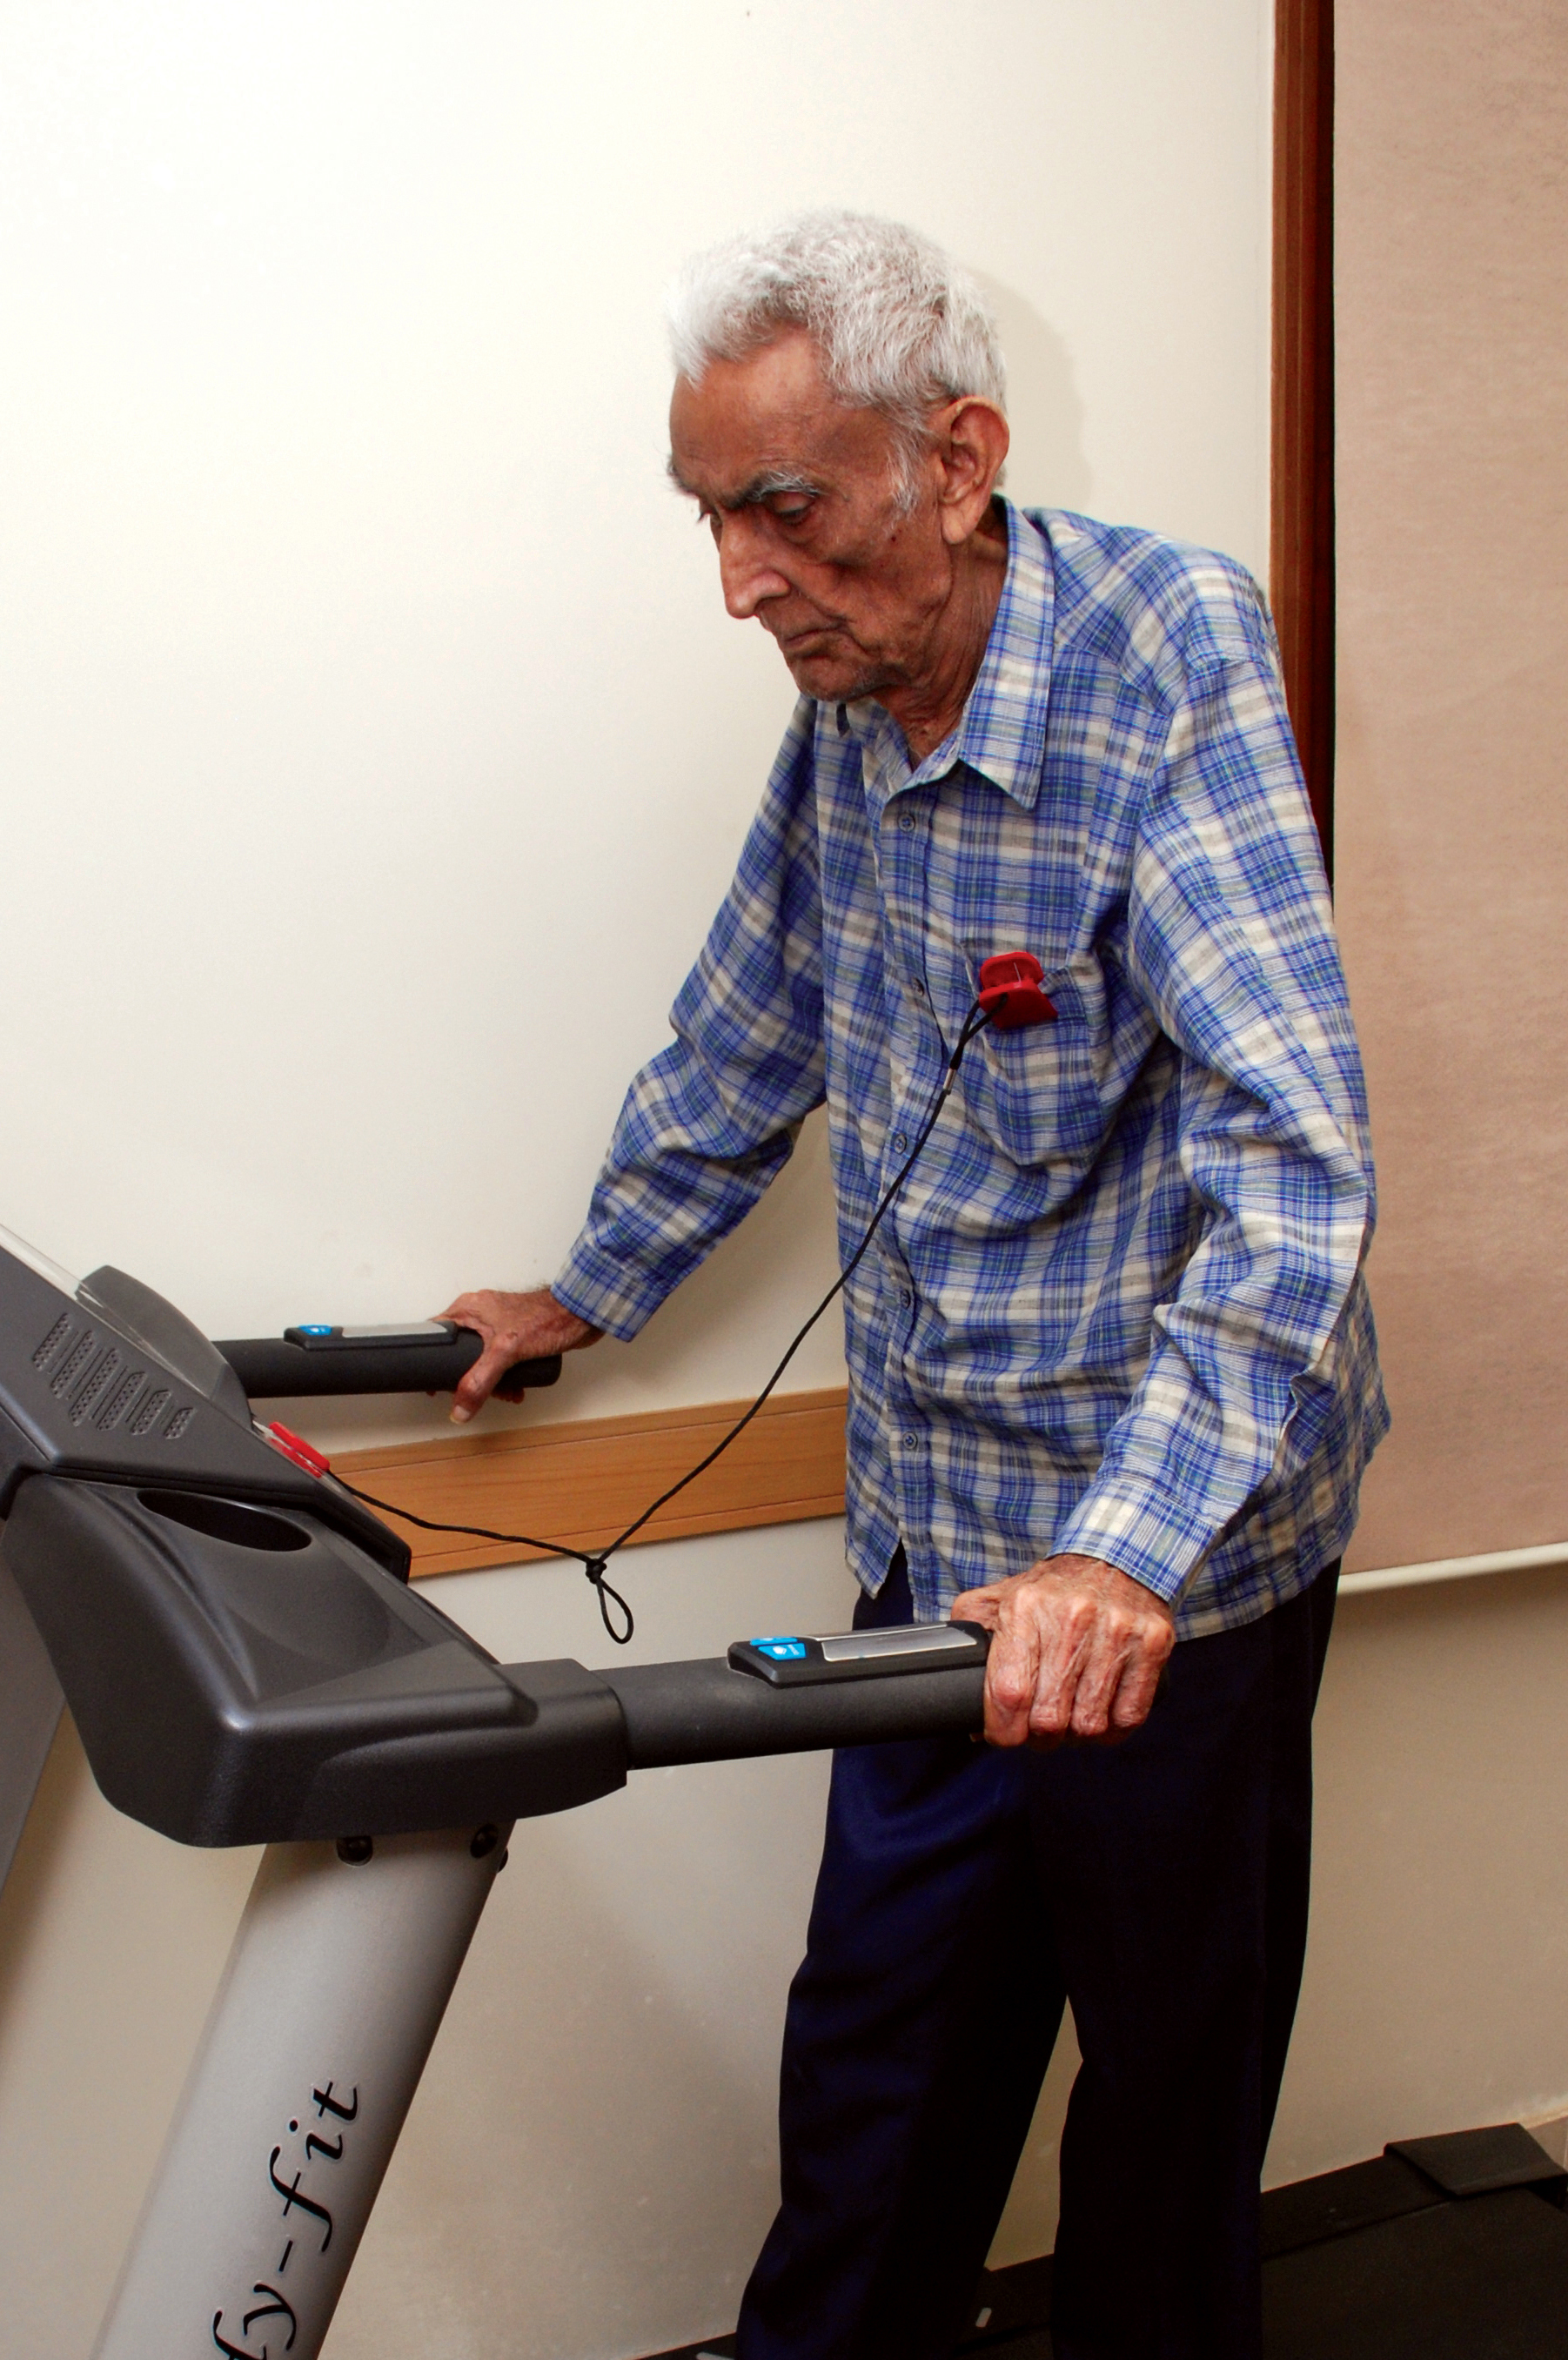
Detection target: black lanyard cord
<box><xmin>597</xmin><ymin>1000</ymin><xmax>990</xmax><ymax>1561</ymax></box>
<box><xmin>326</xmin><ymin>1482</ymin><xmax>637</xmax><ymax>1640</ymax></box>
<box><xmin>334</xmin><ymin>998</ymin><xmax>992</xmax><ymax>1645</ymax></box>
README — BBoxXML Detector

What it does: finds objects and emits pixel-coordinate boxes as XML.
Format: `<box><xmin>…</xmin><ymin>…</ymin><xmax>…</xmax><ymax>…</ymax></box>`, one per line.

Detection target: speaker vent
<box><xmin>29</xmin><ymin>1321</ymin><xmax>192</xmax><ymax>1445</ymax></box>
<box><xmin>128</xmin><ymin>1386</ymin><xmax>171</xmax><ymax>1438</ymax></box>
<box><xmin>70</xmin><ymin>1349</ymin><xmax>120</xmax><ymax>1426</ymax></box>
<box><xmin>50</xmin><ymin>1331</ymin><xmax>97</xmax><ymax>1398</ymax></box>
<box><xmin>97</xmin><ymin>1371</ymin><xmax>146</xmax><ymax>1431</ymax></box>
<box><xmin>32</xmin><ymin>1316</ymin><xmax>73</xmax><ymax>1371</ymax></box>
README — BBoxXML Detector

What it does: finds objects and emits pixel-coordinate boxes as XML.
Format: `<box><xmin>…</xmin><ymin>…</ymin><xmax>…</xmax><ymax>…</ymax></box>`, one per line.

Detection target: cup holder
<box><xmin>139</xmin><ymin>1489</ymin><xmax>312</xmax><ymax>1554</ymax></box>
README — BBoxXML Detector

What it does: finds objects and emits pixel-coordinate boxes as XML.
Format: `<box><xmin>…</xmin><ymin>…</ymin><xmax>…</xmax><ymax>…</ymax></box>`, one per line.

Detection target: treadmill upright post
<box><xmin>93</xmin><ymin>1821</ymin><xmax>513</xmax><ymax>2360</ymax></box>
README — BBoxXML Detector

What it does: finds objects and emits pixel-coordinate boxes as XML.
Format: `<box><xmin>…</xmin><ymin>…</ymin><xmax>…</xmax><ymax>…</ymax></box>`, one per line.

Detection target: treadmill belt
<box><xmin>640</xmin><ymin>2125</ymin><xmax>1568</xmax><ymax>2360</ymax></box>
<box><xmin>1261</xmin><ymin>2122</ymin><xmax>1568</xmax><ymax>2360</ymax></box>
<box><xmin>1263</xmin><ymin>2184</ymin><xmax>1568</xmax><ymax>2358</ymax></box>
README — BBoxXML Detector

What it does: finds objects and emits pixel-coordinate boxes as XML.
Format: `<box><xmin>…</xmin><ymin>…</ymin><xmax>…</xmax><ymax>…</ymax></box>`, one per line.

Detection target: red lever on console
<box><xmin>977</xmin><ymin>951</ymin><xmax>1057</xmax><ymax>1030</ymax></box>
<box><xmin>265</xmin><ymin>1421</ymin><xmax>332</xmax><ymax>1478</ymax></box>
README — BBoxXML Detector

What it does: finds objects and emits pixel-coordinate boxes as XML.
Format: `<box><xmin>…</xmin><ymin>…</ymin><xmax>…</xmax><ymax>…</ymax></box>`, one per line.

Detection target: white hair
<box><xmin>666</xmin><ymin>209</ymin><xmax>1007</xmax><ymax>470</ymax></box>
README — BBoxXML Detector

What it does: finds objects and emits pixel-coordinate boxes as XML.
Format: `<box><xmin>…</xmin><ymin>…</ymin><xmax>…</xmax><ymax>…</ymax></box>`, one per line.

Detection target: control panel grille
<box><xmin>97</xmin><ymin>1371</ymin><xmax>146</xmax><ymax>1431</ymax></box>
<box><xmin>69</xmin><ymin>1348</ymin><xmax>120</xmax><ymax>1425</ymax></box>
<box><xmin>128</xmin><ymin>1386</ymin><xmax>172</xmax><ymax>1438</ymax></box>
<box><xmin>31</xmin><ymin>1315</ymin><xmax>72</xmax><ymax>1371</ymax></box>
<box><xmin>32</xmin><ymin>1317</ymin><xmax>192</xmax><ymax>1445</ymax></box>
<box><xmin>50</xmin><ymin>1331</ymin><xmax>97</xmax><ymax>1398</ymax></box>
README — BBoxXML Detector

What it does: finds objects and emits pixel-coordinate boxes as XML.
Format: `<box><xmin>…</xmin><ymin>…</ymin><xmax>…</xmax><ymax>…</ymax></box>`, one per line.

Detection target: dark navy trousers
<box><xmin>735</xmin><ymin>1551</ymin><xmax>1338</xmax><ymax>2360</ymax></box>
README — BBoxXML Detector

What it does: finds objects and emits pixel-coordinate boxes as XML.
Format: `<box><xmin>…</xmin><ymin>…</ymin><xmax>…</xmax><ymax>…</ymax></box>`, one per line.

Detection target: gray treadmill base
<box><xmin>641</xmin><ymin>2253</ymin><xmax>1054</xmax><ymax>2360</ymax></box>
<box><xmin>640</xmin><ymin>2124</ymin><xmax>1568</xmax><ymax>2360</ymax></box>
<box><xmin>1261</xmin><ymin>2122</ymin><xmax>1568</xmax><ymax>2360</ymax></box>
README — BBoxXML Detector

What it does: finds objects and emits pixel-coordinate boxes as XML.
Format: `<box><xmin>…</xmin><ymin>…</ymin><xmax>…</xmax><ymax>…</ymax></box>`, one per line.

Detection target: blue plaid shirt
<box><xmin>556</xmin><ymin>501</ymin><xmax>1387</xmax><ymax>1637</ymax></box>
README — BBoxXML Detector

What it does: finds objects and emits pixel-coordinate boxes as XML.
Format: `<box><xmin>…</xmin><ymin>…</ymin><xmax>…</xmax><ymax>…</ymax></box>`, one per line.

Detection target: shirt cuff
<box><xmin>552</xmin><ymin>1234</ymin><xmax>670</xmax><ymax>1344</ymax></box>
<box><xmin>1052</xmin><ymin>1473</ymin><xmax>1217</xmax><ymax>1606</ymax></box>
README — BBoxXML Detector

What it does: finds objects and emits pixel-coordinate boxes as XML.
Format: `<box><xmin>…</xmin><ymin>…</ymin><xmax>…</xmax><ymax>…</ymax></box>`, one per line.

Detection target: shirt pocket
<box><xmin>956</xmin><ymin>955</ymin><xmax>1116</xmax><ymax>1173</ymax></box>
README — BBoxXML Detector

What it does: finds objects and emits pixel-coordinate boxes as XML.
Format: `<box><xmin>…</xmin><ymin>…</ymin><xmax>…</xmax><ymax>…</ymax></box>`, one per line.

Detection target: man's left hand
<box><xmin>950</xmin><ymin>1554</ymin><xmax>1176</xmax><ymax>1748</ymax></box>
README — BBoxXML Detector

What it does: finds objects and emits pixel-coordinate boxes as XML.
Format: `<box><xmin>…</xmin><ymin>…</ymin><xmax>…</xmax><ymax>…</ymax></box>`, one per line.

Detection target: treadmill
<box><xmin>14</xmin><ymin>1225</ymin><xmax>1565</xmax><ymax>2360</ymax></box>
<box><xmin>0</xmin><ymin>1225</ymin><xmax>988</xmax><ymax>2360</ymax></box>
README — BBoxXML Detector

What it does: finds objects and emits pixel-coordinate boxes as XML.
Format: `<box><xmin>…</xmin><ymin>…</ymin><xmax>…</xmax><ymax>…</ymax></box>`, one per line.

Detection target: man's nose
<box><xmin>716</xmin><ymin>513</ymin><xmax>792</xmax><ymax>620</ymax></box>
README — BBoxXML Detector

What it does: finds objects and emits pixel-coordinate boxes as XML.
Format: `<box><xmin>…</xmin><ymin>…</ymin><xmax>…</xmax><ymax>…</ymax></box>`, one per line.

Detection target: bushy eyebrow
<box><xmin>666</xmin><ymin>456</ymin><xmax>822</xmax><ymax>510</ymax></box>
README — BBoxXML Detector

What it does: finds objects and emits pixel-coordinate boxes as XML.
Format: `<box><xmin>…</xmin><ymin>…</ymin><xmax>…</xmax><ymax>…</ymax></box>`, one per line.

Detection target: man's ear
<box><xmin>933</xmin><ymin>398</ymin><xmax>1010</xmax><ymax>546</ymax></box>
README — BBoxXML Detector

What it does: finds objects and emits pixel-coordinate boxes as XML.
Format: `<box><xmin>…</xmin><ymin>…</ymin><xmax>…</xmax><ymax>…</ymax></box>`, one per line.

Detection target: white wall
<box><xmin>0</xmin><ymin>0</ymin><xmax>1271</xmax><ymax>1429</ymax></box>
<box><xmin>0</xmin><ymin>4</ymin><xmax>1274</xmax><ymax>2353</ymax></box>
<box><xmin>1270</xmin><ymin>1571</ymin><xmax>1568</xmax><ymax>2184</ymax></box>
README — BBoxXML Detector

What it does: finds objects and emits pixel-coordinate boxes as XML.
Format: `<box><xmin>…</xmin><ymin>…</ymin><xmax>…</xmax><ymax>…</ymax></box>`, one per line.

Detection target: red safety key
<box><xmin>977</xmin><ymin>951</ymin><xmax>1058</xmax><ymax>1030</ymax></box>
<box><xmin>265</xmin><ymin>1421</ymin><xmax>332</xmax><ymax>1478</ymax></box>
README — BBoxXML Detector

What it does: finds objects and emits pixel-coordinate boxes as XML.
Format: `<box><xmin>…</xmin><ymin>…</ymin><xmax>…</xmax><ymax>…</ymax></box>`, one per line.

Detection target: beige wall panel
<box><xmin>1336</xmin><ymin>0</ymin><xmax>1568</xmax><ymax>1570</ymax></box>
<box><xmin>1270</xmin><ymin>1571</ymin><xmax>1568</xmax><ymax>2179</ymax></box>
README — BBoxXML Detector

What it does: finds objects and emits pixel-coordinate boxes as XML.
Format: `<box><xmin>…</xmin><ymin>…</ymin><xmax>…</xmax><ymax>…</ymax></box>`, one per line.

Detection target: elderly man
<box><xmin>447</xmin><ymin>213</ymin><xmax>1386</xmax><ymax>2360</ymax></box>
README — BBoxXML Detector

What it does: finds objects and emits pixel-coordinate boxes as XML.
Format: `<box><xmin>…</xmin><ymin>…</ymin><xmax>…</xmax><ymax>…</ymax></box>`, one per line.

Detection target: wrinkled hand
<box><xmin>951</xmin><ymin>1553</ymin><xmax>1176</xmax><ymax>1748</ymax></box>
<box><xmin>439</xmin><ymin>1287</ymin><xmax>601</xmax><ymax>1423</ymax></box>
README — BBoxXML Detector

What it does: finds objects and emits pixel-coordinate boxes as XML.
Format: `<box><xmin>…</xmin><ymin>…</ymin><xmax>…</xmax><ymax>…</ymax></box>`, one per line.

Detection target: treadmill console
<box><xmin>730</xmin><ymin>1623</ymin><xmax>988</xmax><ymax>1686</ymax></box>
<box><xmin>0</xmin><ymin>1227</ymin><xmax>405</xmax><ymax>1577</ymax></box>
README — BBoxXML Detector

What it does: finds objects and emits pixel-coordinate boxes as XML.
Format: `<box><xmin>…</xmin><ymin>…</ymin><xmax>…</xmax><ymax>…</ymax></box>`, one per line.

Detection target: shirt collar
<box><xmin>835</xmin><ymin>498</ymin><xmax>1055</xmax><ymax>811</ymax></box>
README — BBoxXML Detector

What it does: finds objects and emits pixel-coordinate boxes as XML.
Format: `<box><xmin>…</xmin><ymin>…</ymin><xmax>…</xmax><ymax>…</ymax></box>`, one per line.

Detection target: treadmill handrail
<box><xmin>214</xmin><ymin>1330</ymin><xmax>561</xmax><ymax>1399</ymax></box>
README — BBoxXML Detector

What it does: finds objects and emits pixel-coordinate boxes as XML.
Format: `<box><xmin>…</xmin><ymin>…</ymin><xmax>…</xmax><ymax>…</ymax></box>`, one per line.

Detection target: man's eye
<box><xmin>769</xmin><ymin>498</ymin><xmax>814</xmax><ymax>524</ymax></box>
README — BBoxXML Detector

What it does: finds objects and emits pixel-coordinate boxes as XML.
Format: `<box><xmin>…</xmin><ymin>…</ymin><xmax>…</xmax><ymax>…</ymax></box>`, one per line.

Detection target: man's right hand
<box><xmin>439</xmin><ymin>1287</ymin><xmax>602</xmax><ymax>1423</ymax></box>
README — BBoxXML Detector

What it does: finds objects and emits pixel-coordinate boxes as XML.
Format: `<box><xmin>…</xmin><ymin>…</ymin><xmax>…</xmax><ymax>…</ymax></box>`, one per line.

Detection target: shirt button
<box><xmin>911</xmin><ymin>977</ymin><xmax>927</xmax><ymax>997</ymax></box>
<box><xmin>901</xmin><ymin>1431</ymin><xmax>920</xmax><ymax>1450</ymax></box>
<box><xmin>901</xmin><ymin>1290</ymin><xmax>914</xmax><ymax>1307</ymax></box>
<box><xmin>899</xmin><ymin>812</ymin><xmax>916</xmax><ymax>833</ymax></box>
<box><xmin>891</xmin><ymin>1131</ymin><xmax>908</xmax><ymax>1153</ymax></box>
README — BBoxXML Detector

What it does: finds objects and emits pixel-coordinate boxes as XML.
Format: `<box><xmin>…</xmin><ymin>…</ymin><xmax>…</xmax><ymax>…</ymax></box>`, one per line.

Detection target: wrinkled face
<box><xmin>668</xmin><ymin>329</ymin><xmax>955</xmax><ymax>705</ymax></box>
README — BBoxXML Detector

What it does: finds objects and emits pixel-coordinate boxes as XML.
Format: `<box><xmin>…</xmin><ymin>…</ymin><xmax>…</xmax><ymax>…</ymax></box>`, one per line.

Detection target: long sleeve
<box><xmin>553</xmin><ymin>706</ymin><xmax>828</xmax><ymax>1341</ymax></box>
<box><xmin>1053</xmin><ymin>611</ymin><xmax>1379</xmax><ymax>1603</ymax></box>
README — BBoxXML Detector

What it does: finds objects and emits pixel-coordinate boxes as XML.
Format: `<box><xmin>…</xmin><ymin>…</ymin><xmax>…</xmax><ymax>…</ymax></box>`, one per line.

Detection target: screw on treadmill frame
<box><xmin>469</xmin><ymin>1823</ymin><xmax>500</xmax><ymax>1859</ymax></box>
<box><xmin>336</xmin><ymin>1834</ymin><xmax>374</xmax><ymax>1865</ymax></box>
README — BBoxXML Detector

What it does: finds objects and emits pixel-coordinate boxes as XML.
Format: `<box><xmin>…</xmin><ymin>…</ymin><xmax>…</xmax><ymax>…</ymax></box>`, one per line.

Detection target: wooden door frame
<box><xmin>1271</xmin><ymin>0</ymin><xmax>1336</xmax><ymax>867</ymax></box>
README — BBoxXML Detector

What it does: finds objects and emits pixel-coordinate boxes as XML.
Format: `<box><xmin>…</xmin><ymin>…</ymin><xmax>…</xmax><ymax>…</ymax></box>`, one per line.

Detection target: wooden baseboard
<box><xmin>335</xmin><ymin>1385</ymin><xmax>849</xmax><ymax>1579</ymax></box>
